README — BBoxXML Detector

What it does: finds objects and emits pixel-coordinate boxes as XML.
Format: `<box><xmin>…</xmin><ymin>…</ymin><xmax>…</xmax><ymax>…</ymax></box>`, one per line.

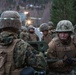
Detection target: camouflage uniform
<box><xmin>48</xmin><ymin>21</ymin><xmax>56</xmax><ymax>38</ymax></box>
<box><xmin>40</xmin><ymin>23</ymin><xmax>52</xmax><ymax>44</ymax></box>
<box><xmin>19</xmin><ymin>31</ymin><xmax>29</xmax><ymax>41</ymax></box>
<box><xmin>0</xmin><ymin>31</ymin><xmax>46</xmax><ymax>68</ymax></box>
<box><xmin>47</xmin><ymin>20</ymin><xmax>76</xmax><ymax>75</ymax></box>
<box><xmin>0</xmin><ymin>11</ymin><xmax>47</xmax><ymax>75</ymax></box>
<box><xmin>19</xmin><ymin>26</ymin><xmax>29</xmax><ymax>41</ymax></box>
<box><xmin>41</xmin><ymin>33</ymin><xmax>52</xmax><ymax>44</ymax></box>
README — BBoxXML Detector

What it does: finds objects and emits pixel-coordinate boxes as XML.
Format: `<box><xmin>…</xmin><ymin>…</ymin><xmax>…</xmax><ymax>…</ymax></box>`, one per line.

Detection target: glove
<box><xmin>54</xmin><ymin>60</ymin><xmax>64</xmax><ymax>68</ymax></box>
<box><xmin>36</xmin><ymin>52</ymin><xmax>47</xmax><ymax>70</ymax></box>
<box><xmin>63</xmin><ymin>56</ymin><xmax>73</xmax><ymax>65</ymax></box>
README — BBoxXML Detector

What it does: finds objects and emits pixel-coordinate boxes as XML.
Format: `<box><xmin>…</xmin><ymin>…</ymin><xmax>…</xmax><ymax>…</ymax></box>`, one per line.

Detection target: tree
<box><xmin>51</xmin><ymin>0</ymin><xmax>75</xmax><ymax>26</ymax></box>
<box><xmin>73</xmin><ymin>0</ymin><xmax>76</xmax><ymax>24</ymax></box>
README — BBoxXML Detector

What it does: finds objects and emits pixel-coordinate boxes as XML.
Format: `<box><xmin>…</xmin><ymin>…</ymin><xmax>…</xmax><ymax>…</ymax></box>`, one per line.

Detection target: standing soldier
<box><xmin>28</xmin><ymin>25</ymin><xmax>39</xmax><ymax>41</ymax></box>
<box><xmin>47</xmin><ymin>20</ymin><xmax>76</xmax><ymax>75</ymax></box>
<box><xmin>19</xmin><ymin>26</ymin><xmax>29</xmax><ymax>41</ymax></box>
<box><xmin>0</xmin><ymin>10</ymin><xmax>46</xmax><ymax>75</ymax></box>
<box><xmin>39</xmin><ymin>23</ymin><xmax>52</xmax><ymax>44</ymax></box>
<box><xmin>48</xmin><ymin>21</ymin><xmax>56</xmax><ymax>38</ymax></box>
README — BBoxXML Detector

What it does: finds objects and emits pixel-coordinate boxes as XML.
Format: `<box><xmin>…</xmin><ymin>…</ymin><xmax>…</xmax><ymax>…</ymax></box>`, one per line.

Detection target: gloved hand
<box><xmin>63</xmin><ymin>55</ymin><xmax>73</xmax><ymax>65</ymax></box>
<box><xmin>36</xmin><ymin>52</ymin><xmax>47</xmax><ymax>70</ymax></box>
<box><xmin>54</xmin><ymin>60</ymin><xmax>65</xmax><ymax>68</ymax></box>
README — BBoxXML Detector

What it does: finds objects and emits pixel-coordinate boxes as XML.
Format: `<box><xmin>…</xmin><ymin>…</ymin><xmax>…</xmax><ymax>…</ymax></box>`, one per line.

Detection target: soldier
<box><xmin>47</xmin><ymin>20</ymin><xmax>76</xmax><ymax>75</ymax></box>
<box><xmin>39</xmin><ymin>23</ymin><xmax>52</xmax><ymax>44</ymax></box>
<box><xmin>0</xmin><ymin>10</ymin><xmax>46</xmax><ymax>75</ymax></box>
<box><xmin>28</xmin><ymin>25</ymin><xmax>39</xmax><ymax>41</ymax></box>
<box><xmin>48</xmin><ymin>21</ymin><xmax>54</xmax><ymax>32</ymax></box>
<box><xmin>48</xmin><ymin>21</ymin><xmax>56</xmax><ymax>38</ymax></box>
<box><xmin>19</xmin><ymin>26</ymin><xmax>29</xmax><ymax>41</ymax></box>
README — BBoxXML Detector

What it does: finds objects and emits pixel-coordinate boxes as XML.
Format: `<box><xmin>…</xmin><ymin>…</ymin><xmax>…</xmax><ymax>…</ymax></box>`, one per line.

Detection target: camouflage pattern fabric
<box><xmin>19</xmin><ymin>31</ymin><xmax>29</xmax><ymax>41</ymax></box>
<box><xmin>39</xmin><ymin>23</ymin><xmax>48</xmax><ymax>32</ymax></box>
<box><xmin>14</xmin><ymin>40</ymin><xmax>47</xmax><ymax>69</ymax></box>
<box><xmin>41</xmin><ymin>33</ymin><xmax>52</xmax><ymax>44</ymax></box>
<box><xmin>0</xmin><ymin>11</ymin><xmax>21</xmax><ymax>30</ymax></box>
<box><xmin>0</xmin><ymin>31</ymin><xmax>47</xmax><ymax>70</ymax></box>
<box><xmin>55</xmin><ymin>20</ymin><xmax>74</xmax><ymax>33</ymax></box>
<box><xmin>28</xmin><ymin>33</ymin><xmax>39</xmax><ymax>41</ymax></box>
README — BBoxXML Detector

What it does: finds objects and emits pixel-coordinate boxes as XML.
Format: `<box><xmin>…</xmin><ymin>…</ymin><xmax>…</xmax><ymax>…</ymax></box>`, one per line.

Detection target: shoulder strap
<box><xmin>12</xmin><ymin>39</ymin><xmax>20</xmax><ymax>50</ymax></box>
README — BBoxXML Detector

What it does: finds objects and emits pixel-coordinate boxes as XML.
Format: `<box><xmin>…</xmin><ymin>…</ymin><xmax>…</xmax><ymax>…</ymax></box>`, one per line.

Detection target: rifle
<box><xmin>27</xmin><ymin>41</ymin><xmax>76</xmax><ymax>64</ymax></box>
<box><xmin>47</xmin><ymin>56</ymin><xmax>76</xmax><ymax>64</ymax></box>
<box><xmin>46</xmin><ymin>50</ymin><xmax>76</xmax><ymax>64</ymax></box>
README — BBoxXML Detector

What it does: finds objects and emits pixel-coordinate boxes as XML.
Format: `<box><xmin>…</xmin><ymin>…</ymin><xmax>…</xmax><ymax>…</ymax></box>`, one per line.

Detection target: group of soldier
<box><xmin>0</xmin><ymin>10</ymin><xmax>76</xmax><ymax>75</ymax></box>
<box><xmin>19</xmin><ymin>21</ymin><xmax>55</xmax><ymax>43</ymax></box>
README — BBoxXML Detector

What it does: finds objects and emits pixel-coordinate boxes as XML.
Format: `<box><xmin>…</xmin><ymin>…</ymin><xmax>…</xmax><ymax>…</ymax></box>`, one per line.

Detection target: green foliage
<box><xmin>51</xmin><ymin>0</ymin><xmax>75</xmax><ymax>26</ymax></box>
<box><xmin>73</xmin><ymin>0</ymin><xmax>76</xmax><ymax>24</ymax></box>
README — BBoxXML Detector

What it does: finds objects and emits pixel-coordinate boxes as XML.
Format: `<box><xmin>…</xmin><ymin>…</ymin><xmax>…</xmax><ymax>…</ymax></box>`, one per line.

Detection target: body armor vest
<box><xmin>29</xmin><ymin>33</ymin><xmax>38</xmax><ymax>41</ymax></box>
<box><xmin>0</xmin><ymin>39</ymin><xmax>22</xmax><ymax>75</ymax></box>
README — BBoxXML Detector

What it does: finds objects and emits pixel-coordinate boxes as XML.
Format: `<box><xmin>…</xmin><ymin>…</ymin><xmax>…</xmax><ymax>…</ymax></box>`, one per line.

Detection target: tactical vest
<box><xmin>29</xmin><ymin>33</ymin><xmax>39</xmax><ymax>41</ymax></box>
<box><xmin>42</xmin><ymin>34</ymin><xmax>52</xmax><ymax>44</ymax></box>
<box><xmin>0</xmin><ymin>39</ymin><xmax>22</xmax><ymax>75</ymax></box>
<box><xmin>48</xmin><ymin>37</ymin><xmax>76</xmax><ymax>73</ymax></box>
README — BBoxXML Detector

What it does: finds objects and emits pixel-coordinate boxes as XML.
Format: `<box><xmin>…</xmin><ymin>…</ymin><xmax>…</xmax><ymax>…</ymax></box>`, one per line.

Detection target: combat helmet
<box><xmin>48</xmin><ymin>21</ymin><xmax>54</xmax><ymax>30</ymax></box>
<box><xmin>28</xmin><ymin>25</ymin><xmax>35</xmax><ymax>31</ymax></box>
<box><xmin>21</xmin><ymin>26</ymin><xmax>27</xmax><ymax>32</ymax></box>
<box><xmin>0</xmin><ymin>11</ymin><xmax>21</xmax><ymax>32</ymax></box>
<box><xmin>48</xmin><ymin>21</ymin><xmax>54</xmax><ymax>26</ymax></box>
<box><xmin>56</xmin><ymin>20</ymin><xmax>74</xmax><ymax>33</ymax></box>
<box><xmin>39</xmin><ymin>23</ymin><xmax>48</xmax><ymax>32</ymax></box>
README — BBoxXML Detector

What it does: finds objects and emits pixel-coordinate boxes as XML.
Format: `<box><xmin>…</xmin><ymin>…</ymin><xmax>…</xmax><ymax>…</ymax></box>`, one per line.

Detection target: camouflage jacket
<box><xmin>41</xmin><ymin>33</ymin><xmax>52</xmax><ymax>44</ymax></box>
<box><xmin>0</xmin><ymin>31</ymin><xmax>47</xmax><ymax>70</ymax></box>
<box><xmin>19</xmin><ymin>31</ymin><xmax>30</xmax><ymax>41</ymax></box>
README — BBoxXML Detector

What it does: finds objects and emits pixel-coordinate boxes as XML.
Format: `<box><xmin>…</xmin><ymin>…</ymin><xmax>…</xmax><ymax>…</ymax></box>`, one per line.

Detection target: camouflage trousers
<box><xmin>48</xmin><ymin>70</ymin><xmax>75</xmax><ymax>75</ymax></box>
